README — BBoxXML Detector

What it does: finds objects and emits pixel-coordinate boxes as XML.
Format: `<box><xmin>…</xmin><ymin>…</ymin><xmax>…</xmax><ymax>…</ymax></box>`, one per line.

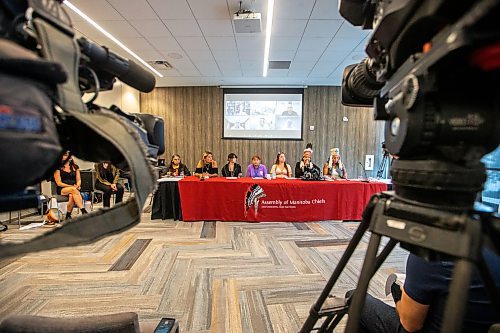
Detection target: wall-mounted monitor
<box><xmin>223</xmin><ymin>88</ymin><xmax>304</xmax><ymax>140</ymax></box>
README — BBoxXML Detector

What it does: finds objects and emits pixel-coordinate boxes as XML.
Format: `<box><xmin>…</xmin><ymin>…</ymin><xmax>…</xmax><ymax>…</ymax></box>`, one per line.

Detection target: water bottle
<box><xmin>271</xmin><ymin>172</ymin><xmax>276</xmax><ymax>179</ymax></box>
<box><xmin>180</xmin><ymin>170</ymin><xmax>184</xmax><ymax>178</ymax></box>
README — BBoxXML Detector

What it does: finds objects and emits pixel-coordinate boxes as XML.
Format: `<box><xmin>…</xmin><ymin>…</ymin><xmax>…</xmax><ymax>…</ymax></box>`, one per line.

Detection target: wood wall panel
<box><xmin>140</xmin><ymin>86</ymin><xmax>385</xmax><ymax>178</ymax></box>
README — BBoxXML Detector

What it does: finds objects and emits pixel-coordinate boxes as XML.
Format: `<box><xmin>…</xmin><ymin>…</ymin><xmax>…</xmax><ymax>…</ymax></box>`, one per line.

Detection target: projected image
<box><xmin>223</xmin><ymin>89</ymin><xmax>303</xmax><ymax>139</ymax></box>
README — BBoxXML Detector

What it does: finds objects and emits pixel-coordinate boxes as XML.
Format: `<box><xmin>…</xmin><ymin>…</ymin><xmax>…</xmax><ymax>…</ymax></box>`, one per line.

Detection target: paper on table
<box><xmin>225</xmin><ymin>177</ymin><xmax>238</xmax><ymax>180</ymax></box>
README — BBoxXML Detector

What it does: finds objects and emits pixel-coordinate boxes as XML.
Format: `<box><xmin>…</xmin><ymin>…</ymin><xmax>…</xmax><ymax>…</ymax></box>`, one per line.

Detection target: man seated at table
<box><xmin>194</xmin><ymin>151</ymin><xmax>218</xmax><ymax>178</ymax></box>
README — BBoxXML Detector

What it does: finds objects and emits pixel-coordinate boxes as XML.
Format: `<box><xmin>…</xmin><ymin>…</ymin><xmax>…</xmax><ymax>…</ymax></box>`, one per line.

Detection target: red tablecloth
<box><xmin>178</xmin><ymin>176</ymin><xmax>386</xmax><ymax>222</ymax></box>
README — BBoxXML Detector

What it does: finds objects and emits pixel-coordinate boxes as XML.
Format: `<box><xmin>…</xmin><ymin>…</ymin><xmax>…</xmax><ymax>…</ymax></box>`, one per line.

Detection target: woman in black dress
<box><xmin>53</xmin><ymin>151</ymin><xmax>87</xmax><ymax>219</ymax></box>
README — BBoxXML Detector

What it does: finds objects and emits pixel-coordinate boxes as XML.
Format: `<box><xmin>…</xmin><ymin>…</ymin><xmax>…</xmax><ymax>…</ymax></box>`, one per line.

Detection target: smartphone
<box><xmin>154</xmin><ymin>317</ymin><xmax>178</xmax><ymax>333</ymax></box>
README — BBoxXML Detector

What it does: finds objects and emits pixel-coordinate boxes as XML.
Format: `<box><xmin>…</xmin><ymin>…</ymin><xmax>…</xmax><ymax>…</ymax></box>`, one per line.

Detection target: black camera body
<box><xmin>340</xmin><ymin>0</ymin><xmax>500</xmax><ymax>210</ymax></box>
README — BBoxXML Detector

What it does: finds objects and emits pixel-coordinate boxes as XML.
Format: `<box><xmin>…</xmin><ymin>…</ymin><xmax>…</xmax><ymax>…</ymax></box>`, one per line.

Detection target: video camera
<box><xmin>0</xmin><ymin>0</ymin><xmax>160</xmax><ymax>258</ymax></box>
<box><xmin>300</xmin><ymin>1</ymin><xmax>500</xmax><ymax>332</ymax></box>
<box><xmin>340</xmin><ymin>1</ymin><xmax>499</xmax><ymax>204</ymax></box>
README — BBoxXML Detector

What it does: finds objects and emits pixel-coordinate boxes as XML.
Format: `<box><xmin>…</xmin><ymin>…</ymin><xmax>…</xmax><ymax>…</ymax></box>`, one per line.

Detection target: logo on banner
<box><xmin>245</xmin><ymin>184</ymin><xmax>266</xmax><ymax>216</ymax></box>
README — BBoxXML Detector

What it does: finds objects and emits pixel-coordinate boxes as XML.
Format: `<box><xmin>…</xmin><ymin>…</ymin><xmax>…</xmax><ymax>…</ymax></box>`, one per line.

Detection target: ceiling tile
<box><xmin>187</xmin><ymin>0</ymin><xmax>230</xmax><ymax>19</ymax></box>
<box><xmin>304</xmin><ymin>20</ymin><xmax>343</xmax><ymax>37</ymax></box>
<box><xmin>311</xmin><ymin>0</ymin><xmax>343</xmax><ymax>19</ymax></box>
<box><xmin>236</xmin><ymin>36</ymin><xmax>265</xmax><ymax>51</ymax></box>
<box><xmin>269</xmin><ymin>49</ymin><xmax>296</xmax><ymax>60</ymax></box>
<box><xmin>120</xmin><ymin>37</ymin><xmax>152</xmax><ymax>51</ymax></box>
<box><xmin>129</xmin><ymin>20</ymin><xmax>172</xmax><ymax>38</ymax></box>
<box><xmin>294</xmin><ymin>49</ymin><xmax>323</xmax><ymax>62</ymax></box>
<box><xmin>212</xmin><ymin>49</ymin><xmax>240</xmax><ymax>61</ymax></box>
<box><xmin>289</xmin><ymin>61</ymin><xmax>316</xmax><ymax>71</ymax></box>
<box><xmin>176</xmin><ymin>37</ymin><xmax>209</xmax><ymax>50</ymax></box>
<box><xmin>205</xmin><ymin>37</ymin><xmax>237</xmax><ymax>51</ymax></box>
<box><xmin>67</xmin><ymin>0</ymin><xmax>123</xmax><ymax>21</ymax></box>
<box><xmin>188</xmin><ymin>50</ymin><xmax>215</xmax><ymax>61</ymax></box>
<box><xmin>274</xmin><ymin>0</ymin><xmax>315</xmax><ymax>19</ymax></box>
<box><xmin>198</xmin><ymin>19</ymin><xmax>234</xmax><ymax>36</ymax></box>
<box><xmin>336</xmin><ymin>22</ymin><xmax>370</xmax><ymax>38</ymax></box>
<box><xmin>107</xmin><ymin>0</ymin><xmax>157</xmax><ymax>20</ymax></box>
<box><xmin>221</xmin><ymin>69</ymin><xmax>243</xmax><ymax>76</ymax></box>
<box><xmin>309</xmin><ymin>63</ymin><xmax>339</xmax><ymax>77</ymax></box>
<box><xmin>328</xmin><ymin>37</ymin><xmax>361</xmax><ymax>51</ymax></box>
<box><xmin>135</xmin><ymin>49</ymin><xmax>163</xmax><ymax>61</ymax></box>
<box><xmin>148</xmin><ymin>37</ymin><xmax>182</xmax><ymax>51</ymax></box>
<box><xmin>97</xmin><ymin>20</ymin><xmax>141</xmax><ymax>38</ymax></box>
<box><xmin>298</xmin><ymin>37</ymin><xmax>332</xmax><ymax>51</ymax></box>
<box><xmin>272</xmin><ymin>19</ymin><xmax>307</xmax><ymax>37</ymax></box>
<box><xmin>271</xmin><ymin>37</ymin><xmax>301</xmax><ymax>51</ymax></box>
<box><xmin>267</xmin><ymin>69</ymin><xmax>289</xmax><ymax>77</ymax></box>
<box><xmin>195</xmin><ymin>61</ymin><xmax>221</xmax><ymax>76</ymax></box>
<box><xmin>148</xmin><ymin>0</ymin><xmax>194</xmax><ymax>19</ymax></box>
<box><xmin>319</xmin><ymin>50</ymin><xmax>349</xmax><ymax>64</ymax></box>
<box><xmin>238</xmin><ymin>50</ymin><xmax>262</xmax><ymax>61</ymax></box>
<box><xmin>163</xmin><ymin>20</ymin><xmax>202</xmax><ymax>36</ymax></box>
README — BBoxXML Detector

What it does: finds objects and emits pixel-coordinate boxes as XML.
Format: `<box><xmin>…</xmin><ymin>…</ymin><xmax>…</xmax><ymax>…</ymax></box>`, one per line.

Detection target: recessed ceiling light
<box><xmin>63</xmin><ymin>1</ymin><xmax>163</xmax><ymax>78</ymax></box>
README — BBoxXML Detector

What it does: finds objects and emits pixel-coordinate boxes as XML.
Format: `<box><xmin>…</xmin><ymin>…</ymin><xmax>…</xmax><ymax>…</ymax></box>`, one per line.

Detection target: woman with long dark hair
<box><xmin>166</xmin><ymin>154</ymin><xmax>191</xmax><ymax>176</ymax></box>
<box><xmin>270</xmin><ymin>152</ymin><xmax>292</xmax><ymax>178</ymax></box>
<box><xmin>95</xmin><ymin>162</ymin><xmax>124</xmax><ymax>208</ymax></box>
<box><xmin>53</xmin><ymin>151</ymin><xmax>87</xmax><ymax>219</ymax></box>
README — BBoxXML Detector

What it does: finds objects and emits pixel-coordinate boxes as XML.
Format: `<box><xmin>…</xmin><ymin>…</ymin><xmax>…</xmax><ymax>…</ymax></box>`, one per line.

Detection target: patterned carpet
<box><xmin>0</xmin><ymin>208</ymin><xmax>408</xmax><ymax>332</ymax></box>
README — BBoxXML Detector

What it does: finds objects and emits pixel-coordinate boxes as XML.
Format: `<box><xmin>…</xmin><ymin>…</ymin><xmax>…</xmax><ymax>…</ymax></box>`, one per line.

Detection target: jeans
<box><xmin>345</xmin><ymin>290</ymin><xmax>407</xmax><ymax>333</ymax></box>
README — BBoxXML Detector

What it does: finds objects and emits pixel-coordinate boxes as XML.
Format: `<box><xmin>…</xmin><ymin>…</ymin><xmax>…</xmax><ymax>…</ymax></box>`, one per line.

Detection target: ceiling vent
<box><xmin>268</xmin><ymin>61</ymin><xmax>291</xmax><ymax>69</ymax></box>
<box><xmin>147</xmin><ymin>60</ymin><xmax>174</xmax><ymax>70</ymax></box>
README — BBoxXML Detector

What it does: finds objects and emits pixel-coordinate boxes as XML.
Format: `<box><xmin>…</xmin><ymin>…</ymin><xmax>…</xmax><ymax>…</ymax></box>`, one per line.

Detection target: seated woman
<box><xmin>270</xmin><ymin>152</ymin><xmax>293</xmax><ymax>178</ymax></box>
<box><xmin>245</xmin><ymin>155</ymin><xmax>267</xmax><ymax>178</ymax></box>
<box><xmin>295</xmin><ymin>143</ymin><xmax>321</xmax><ymax>178</ymax></box>
<box><xmin>166</xmin><ymin>154</ymin><xmax>191</xmax><ymax>177</ymax></box>
<box><xmin>53</xmin><ymin>151</ymin><xmax>88</xmax><ymax>219</ymax></box>
<box><xmin>95</xmin><ymin>162</ymin><xmax>124</xmax><ymax>208</ymax></box>
<box><xmin>221</xmin><ymin>153</ymin><xmax>242</xmax><ymax>177</ymax></box>
<box><xmin>323</xmin><ymin>148</ymin><xmax>348</xmax><ymax>179</ymax></box>
<box><xmin>194</xmin><ymin>151</ymin><xmax>218</xmax><ymax>178</ymax></box>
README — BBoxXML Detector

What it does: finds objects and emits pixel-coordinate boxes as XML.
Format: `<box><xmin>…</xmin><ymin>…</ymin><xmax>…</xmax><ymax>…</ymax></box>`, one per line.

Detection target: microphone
<box><xmin>359</xmin><ymin>162</ymin><xmax>370</xmax><ymax>182</ymax></box>
<box><xmin>78</xmin><ymin>37</ymin><xmax>156</xmax><ymax>92</ymax></box>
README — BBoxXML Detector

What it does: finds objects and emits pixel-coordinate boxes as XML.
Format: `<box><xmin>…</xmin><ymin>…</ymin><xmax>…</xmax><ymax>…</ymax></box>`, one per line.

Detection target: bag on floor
<box><xmin>44</xmin><ymin>197</ymin><xmax>63</xmax><ymax>223</ymax></box>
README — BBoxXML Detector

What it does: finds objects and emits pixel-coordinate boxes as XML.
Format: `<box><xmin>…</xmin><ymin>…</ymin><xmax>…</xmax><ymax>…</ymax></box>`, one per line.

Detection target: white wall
<box><xmin>88</xmin><ymin>81</ymin><xmax>141</xmax><ymax>112</ymax></box>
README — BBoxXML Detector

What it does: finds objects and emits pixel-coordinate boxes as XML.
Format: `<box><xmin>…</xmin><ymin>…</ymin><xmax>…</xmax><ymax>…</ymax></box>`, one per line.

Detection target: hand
<box><xmin>110</xmin><ymin>184</ymin><xmax>117</xmax><ymax>191</ymax></box>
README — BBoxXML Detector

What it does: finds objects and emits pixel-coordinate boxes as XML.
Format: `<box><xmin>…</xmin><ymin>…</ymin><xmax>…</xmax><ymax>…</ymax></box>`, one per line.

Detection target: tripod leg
<box><xmin>345</xmin><ymin>232</ymin><xmax>382</xmax><ymax>333</ymax></box>
<box><xmin>298</xmin><ymin>216</ymin><xmax>370</xmax><ymax>333</ymax></box>
<box><xmin>441</xmin><ymin>259</ymin><xmax>472</xmax><ymax>333</ymax></box>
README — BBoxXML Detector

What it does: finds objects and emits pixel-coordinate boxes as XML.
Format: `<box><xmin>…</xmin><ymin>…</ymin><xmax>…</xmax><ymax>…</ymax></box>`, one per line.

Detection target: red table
<box><xmin>178</xmin><ymin>176</ymin><xmax>386</xmax><ymax>222</ymax></box>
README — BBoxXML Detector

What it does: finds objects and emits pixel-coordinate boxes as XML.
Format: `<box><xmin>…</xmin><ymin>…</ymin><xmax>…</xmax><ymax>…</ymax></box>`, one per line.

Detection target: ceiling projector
<box><xmin>233</xmin><ymin>12</ymin><xmax>262</xmax><ymax>33</ymax></box>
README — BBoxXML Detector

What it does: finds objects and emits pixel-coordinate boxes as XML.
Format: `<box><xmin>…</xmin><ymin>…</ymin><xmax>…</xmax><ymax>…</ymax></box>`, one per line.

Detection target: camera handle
<box><xmin>299</xmin><ymin>192</ymin><xmax>500</xmax><ymax>333</ymax></box>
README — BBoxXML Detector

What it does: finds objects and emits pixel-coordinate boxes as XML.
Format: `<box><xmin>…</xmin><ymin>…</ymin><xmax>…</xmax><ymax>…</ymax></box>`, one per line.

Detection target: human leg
<box><xmin>95</xmin><ymin>182</ymin><xmax>112</xmax><ymax>207</ymax></box>
<box><xmin>115</xmin><ymin>183</ymin><xmax>124</xmax><ymax>203</ymax></box>
<box><xmin>345</xmin><ymin>290</ymin><xmax>405</xmax><ymax>333</ymax></box>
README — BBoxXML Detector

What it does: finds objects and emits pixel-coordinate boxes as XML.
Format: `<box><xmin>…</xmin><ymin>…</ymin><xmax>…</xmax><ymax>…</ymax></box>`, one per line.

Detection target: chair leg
<box><xmin>17</xmin><ymin>210</ymin><xmax>21</xmax><ymax>228</ymax></box>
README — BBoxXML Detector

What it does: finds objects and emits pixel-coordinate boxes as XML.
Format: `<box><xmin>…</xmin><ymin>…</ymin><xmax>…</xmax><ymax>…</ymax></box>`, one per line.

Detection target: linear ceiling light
<box><xmin>63</xmin><ymin>1</ymin><xmax>163</xmax><ymax>78</ymax></box>
<box><xmin>262</xmin><ymin>0</ymin><xmax>275</xmax><ymax>77</ymax></box>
